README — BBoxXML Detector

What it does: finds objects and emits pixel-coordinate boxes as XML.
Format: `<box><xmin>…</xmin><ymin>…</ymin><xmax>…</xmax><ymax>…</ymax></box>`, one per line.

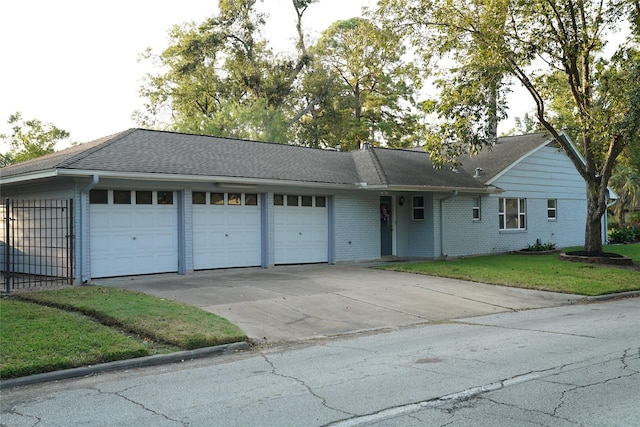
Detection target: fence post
<box><xmin>68</xmin><ymin>198</ymin><xmax>74</xmax><ymax>285</ymax></box>
<box><xmin>4</xmin><ymin>198</ymin><xmax>9</xmax><ymax>293</ymax></box>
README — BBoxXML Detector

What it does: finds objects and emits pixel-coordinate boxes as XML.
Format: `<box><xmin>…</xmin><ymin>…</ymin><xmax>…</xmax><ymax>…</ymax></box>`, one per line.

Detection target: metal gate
<box><xmin>1</xmin><ymin>198</ymin><xmax>74</xmax><ymax>293</ymax></box>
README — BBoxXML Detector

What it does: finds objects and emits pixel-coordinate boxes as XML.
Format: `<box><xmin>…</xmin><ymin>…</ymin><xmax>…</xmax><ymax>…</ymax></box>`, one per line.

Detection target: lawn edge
<box><xmin>0</xmin><ymin>341</ymin><xmax>250</xmax><ymax>390</ymax></box>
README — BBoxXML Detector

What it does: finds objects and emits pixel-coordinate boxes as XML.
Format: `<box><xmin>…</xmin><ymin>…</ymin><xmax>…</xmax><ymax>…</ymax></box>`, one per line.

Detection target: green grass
<box><xmin>378</xmin><ymin>244</ymin><xmax>640</xmax><ymax>296</ymax></box>
<box><xmin>1</xmin><ymin>286</ymin><xmax>247</xmax><ymax>379</ymax></box>
<box><xmin>0</xmin><ymin>299</ymin><xmax>150</xmax><ymax>379</ymax></box>
<box><xmin>564</xmin><ymin>243</ymin><xmax>640</xmax><ymax>260</ymax></box>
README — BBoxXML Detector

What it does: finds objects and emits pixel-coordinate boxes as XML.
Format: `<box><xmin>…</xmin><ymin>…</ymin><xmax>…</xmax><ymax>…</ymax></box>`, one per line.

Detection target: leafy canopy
<box><xmin>377</xmin><ymin>0</ymin><xmax>640</xmax><ymax>252</ymax></box>
<box><xmin>0</xmin><ymin>112</ymin><xmax>70</xmax><ymax>165</ymax></box>
<box><xmin>136</xmin><ymin>1</ymin><xmax>424</xmax><ymax>150</ymax></box>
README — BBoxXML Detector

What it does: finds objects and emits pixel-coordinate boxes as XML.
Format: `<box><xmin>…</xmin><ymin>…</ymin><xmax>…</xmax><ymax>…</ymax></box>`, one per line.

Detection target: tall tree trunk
<box><xmin>487</xmin><ymin>78</ymin><xmax>499</xmax><ymax>142</ymax></box>
<box><xmin>584</xmin><ymin>184</ymin><xmax>605</xmax><ymax>253</ymax></box>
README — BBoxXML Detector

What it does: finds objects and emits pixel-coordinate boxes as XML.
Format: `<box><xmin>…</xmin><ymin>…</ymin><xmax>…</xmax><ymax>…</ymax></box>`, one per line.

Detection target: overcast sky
<box><xmin>0</xmin><ymin>0</ymin><xmax>373</xmax><ymax>151</ymax></box>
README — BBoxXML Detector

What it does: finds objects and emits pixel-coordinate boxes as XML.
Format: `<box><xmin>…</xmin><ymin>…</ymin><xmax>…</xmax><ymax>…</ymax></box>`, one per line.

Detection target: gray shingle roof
<box><xmin>1</xmin><ymin>129</ymin><xmax>359</xmax><ymax>185</ymax></box>
<box><xmin>457</xmin><ymin>133</ymin><xmax>552</xmax><ymax>184</ymax></box>
<box><xmin>1</xmin><ymin>128</ymin><xmax>551</xmax><ymax>191</ymax></box>
<box><xmin>372</xmin><ymin>147</ymin><xmax>487</xmax><ymax>190</ymax></box>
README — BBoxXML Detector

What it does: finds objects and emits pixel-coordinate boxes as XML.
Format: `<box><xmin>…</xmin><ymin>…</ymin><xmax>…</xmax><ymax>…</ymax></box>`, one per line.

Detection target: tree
<box><xmin>610</xmin><ymin>164</ymin><xmax>640</xmax><ymax>226</ymax></box>
<box><xmin>135</xmin><ymin>0</ymin><xmax>316</xmax><ymax>142</ymax></box>
<box><xmin>296</xmin><ymin>17</ymin><xmax>422</xmax><ymax>150</ymax></box>
<box><xmin>378</xmin><ymin>0</ymin><xmax>640</xmax><ymax>253</ymax></box>
<box><xmin>0</xmin><ymin>112</ymin><xmax>70</xmax><ymax>165</ymax></box>
<box><xmin>503</xmin><ymin>113</ymin><xmax>546</xmax><ymax>136</ymax></box>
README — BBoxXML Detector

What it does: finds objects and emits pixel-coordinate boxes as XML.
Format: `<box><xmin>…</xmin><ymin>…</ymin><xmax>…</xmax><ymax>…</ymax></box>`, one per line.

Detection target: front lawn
<box><xmin>0</xmin><ymin>299</ymin><xmax>150</xmax><ymax>379</ymax></box>
<box><xmin>377</xmin><ymin>244</ymin><xmax>640</xmax><ymax>296</ymax></box>
<box><xmin>1</xmin><ymin>286</ymin><xmax>247</xmax><ymax>379</ymax></box>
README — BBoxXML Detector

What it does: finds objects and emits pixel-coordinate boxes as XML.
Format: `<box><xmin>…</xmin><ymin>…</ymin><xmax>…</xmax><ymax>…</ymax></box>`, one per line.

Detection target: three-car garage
<box><xmin>89</xmin><ymin>189</ymin><xmax>330</xmax><ymax>278</ymax></box>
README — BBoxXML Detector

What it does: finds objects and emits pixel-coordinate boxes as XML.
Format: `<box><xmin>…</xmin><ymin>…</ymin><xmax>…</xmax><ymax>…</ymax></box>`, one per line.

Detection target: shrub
<box><xmin>608</xmin><ymin>221</ymin><xmax>640</xmax><ymax>244</ymax></box>
<box><xmin>527</xmin><ymin>241</ymin><xmax>556</xmax><ymax>251</ymax></box>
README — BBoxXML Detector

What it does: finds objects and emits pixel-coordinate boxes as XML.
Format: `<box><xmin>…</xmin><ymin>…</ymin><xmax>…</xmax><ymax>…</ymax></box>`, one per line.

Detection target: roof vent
<box><xmin>361</xmin><ymin>142</ymin><xmax>371</xmax><ymax>150</ymax></box>
<box><xmin>336</xmin><ymin>144</ymin><xmax>341</xmax><ymax>152</ymax></box>
<box><xmin>474</xmin><ymin>167</ymin><xmax>483</xmax><ymax>178</ymax></box>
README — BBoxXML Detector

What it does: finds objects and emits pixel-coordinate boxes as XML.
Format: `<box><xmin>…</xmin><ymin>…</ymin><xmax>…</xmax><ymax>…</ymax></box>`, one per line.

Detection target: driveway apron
<box><xmin>94</xmin><ymin>264</ymin><xmax>582</xmax><ymax>342</ymax></box>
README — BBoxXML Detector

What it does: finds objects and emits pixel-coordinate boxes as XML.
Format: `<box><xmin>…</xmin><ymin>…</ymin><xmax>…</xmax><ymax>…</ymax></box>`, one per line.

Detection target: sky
<box><xmin>1</xmin><ymin>1</ymin><xmax>630</xmax><ymax>156</ymax></box>
<box><xmin>0</xmin><ymin>0</ymin><xmax>375</xmax><ymax>151</ymax></box>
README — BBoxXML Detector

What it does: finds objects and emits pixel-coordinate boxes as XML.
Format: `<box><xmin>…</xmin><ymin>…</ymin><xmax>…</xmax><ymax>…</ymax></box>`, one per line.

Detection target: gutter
<box><xmin>439</xmin><ymin>191</ymin><xmax>458</xmax><ymax>258</ymax></box>
<box><xmin>384</xmin><ymin>185</ymin><xmax>503</xmax><ymax>194</ymax></box>
<box><xmin>0</xmin><ymin>169</ymin><xmax>59</xmax><ymax>185</ymax></box>
<box><xmin>55</xmin><ymin>169</ymin><xmax>367</xmax><ymax>191</ymax></box>
<box><xmin>79</xmin><ymin>175</ymin><xmax>99</xmax><ymax>283</ymax></box>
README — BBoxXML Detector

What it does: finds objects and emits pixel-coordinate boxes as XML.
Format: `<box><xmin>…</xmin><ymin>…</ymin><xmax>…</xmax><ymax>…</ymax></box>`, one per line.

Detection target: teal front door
<box><xmin>380</xmin><ymin>196</ymin><xmax>393</xmax><ymax>256</ymax></box>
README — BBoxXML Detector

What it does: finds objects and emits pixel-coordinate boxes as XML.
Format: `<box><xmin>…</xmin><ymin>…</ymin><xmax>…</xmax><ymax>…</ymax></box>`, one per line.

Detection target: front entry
<box><xmin>380</xmin><ymin>196</ymin><xmax>393</xmax><ymax>256</ymax></box>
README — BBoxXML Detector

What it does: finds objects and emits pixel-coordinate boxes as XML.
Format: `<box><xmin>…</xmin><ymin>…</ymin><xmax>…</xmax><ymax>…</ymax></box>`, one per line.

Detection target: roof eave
<box><xmin>54</xmin><ymin>169</ymin><xmax>361</xmax><ymax>190</ymax></box>
<box><xmin>386</xmin><ymin>184</ymin><xmax>504</xmax><ymax>194</ymax></box>
<box><xmin>0</xmin><ymin>169</ymin><xmax>59</xmax><ymax>185</ymax></box>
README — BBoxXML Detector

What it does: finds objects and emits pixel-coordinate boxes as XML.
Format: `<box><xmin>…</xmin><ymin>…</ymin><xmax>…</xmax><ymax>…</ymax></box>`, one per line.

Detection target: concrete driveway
<box><xmin>95</xmin><ymin>264</ymin><xmax>583</xmax><ymax>343</ymax></box>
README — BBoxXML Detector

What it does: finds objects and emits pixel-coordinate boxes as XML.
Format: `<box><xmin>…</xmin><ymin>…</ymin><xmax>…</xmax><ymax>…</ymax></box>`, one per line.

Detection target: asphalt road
<box><xmin>1</xmin><ymin>298</ymin><xmax>638</xmax><ymax>426</ymax></box>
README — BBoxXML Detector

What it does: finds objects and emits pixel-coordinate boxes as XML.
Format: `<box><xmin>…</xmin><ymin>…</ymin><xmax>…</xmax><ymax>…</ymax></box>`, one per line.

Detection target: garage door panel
<box><xmin>193</xmin><ymin>195</ymin><xmax>261</xmax><ymax>270</ymax></box>
<box><xmin>274</xmin><ymin>196</ymin><xmax>328</xmax><ymax>265</ymax></box>
<box><xmin>90</xmin><ymin>191</ymin><xmax>178</xmax><ymax>278</ymax></box>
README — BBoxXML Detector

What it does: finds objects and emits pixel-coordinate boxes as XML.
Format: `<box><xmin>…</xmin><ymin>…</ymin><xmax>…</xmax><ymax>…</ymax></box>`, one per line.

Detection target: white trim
<box><xmin>54</xmin><ymin>169</ymin><xmax>358</xmax><ymax>190</ymax></box>
<box><xmin>0</xmin><ymin>169</ymin><xmax>59</xmax><ymax>184</ymax></box>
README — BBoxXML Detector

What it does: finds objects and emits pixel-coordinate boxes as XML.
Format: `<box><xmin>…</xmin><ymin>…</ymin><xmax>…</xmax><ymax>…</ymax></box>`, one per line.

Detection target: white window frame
<box><xmin>499</xmin><ymin>198</ymin><xmax>527</xmax><ymax>230</ymax></box>
<box><xmin>412</xmin><ymin>196</ymin><xmax>425</xmax><ymax>221</ymax></box>
<box><xmin>472</xmin><ymin>196</ymin><xmax>481</xmax><ymax>221</ymax></box>
<box><xmin>547</xmin><ymin>199</ymin><xmax>557</xmax><ymax>220</ymax></box>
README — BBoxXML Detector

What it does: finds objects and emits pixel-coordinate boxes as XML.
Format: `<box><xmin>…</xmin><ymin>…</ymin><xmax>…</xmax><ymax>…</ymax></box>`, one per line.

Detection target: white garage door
<box><xmin>89</xmin><ymin>190</ymin><xmax>179</xmax><ymax>278</ymax></box>
<box><xmin>274</xmin><ymin>195</ymin><xmax>328</xmax><ymax>264</ymax></box>
<box><xmin>193</xmin><ymin>192</ymin><xmax>261</xmax><ymax>269</ymax></box>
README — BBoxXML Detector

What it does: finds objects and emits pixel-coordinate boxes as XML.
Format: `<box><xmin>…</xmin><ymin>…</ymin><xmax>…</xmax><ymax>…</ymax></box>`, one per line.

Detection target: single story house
<box><xmin>0</xmin><ymin>128</ymin><xmax>600</xmax><ymax>282</ymax></box>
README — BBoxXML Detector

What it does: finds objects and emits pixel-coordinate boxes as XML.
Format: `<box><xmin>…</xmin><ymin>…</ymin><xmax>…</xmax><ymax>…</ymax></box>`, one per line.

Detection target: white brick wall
<box><xmin>334</xmin><ymin>192</ymin><xmax>380</xmax><ymax>261</ymax></box>
<box><xmin>264</xmin><ymin>192</ymin><xmax>275</xmax><ymax>267</ymax></box>
<box><xmin>182</xmin><ymin>189</ymin><xmax>194</xmax><ymax>272</ymax></box>
<box><xmin>405</xmin><ymin>193</ymin><xmax>436</xmax><ymax>258</ymax></box>
<box><xmin>440</xmin><ymin>145</ymin><xmax>588</xmax><ymax>257</ymax></box>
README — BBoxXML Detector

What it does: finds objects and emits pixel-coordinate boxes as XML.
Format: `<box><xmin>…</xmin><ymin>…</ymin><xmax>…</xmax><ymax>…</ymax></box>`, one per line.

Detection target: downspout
<box><xmin>80</xmin><ymin>175</ymin><xmax>99</xmax><ymax>283</ymax></box>
<box><xmin>439</xmin><ymin>191</ymin><xmax>458</xmax><ymax>258</ymax></box>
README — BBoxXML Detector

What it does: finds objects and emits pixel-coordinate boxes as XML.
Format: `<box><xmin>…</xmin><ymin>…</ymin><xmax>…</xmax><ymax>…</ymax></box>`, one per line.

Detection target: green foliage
<box><xmin>610</xmin><ymin>164</ymin><xmax>640</xmax><ymax>226</ymax></box>
<box><xmin>526</xmin><ymin>241</ymin><xmax>556</xmax><ymax>251</ymax></box>
<box><xmin>136</xmin><ymin>3</ymin><xmax>423</xmax><ymax>149</ymax></box>
<box><xmin>609</xmin><ymin>221</ymin><xmax>640</xmax><ymax>243</ymax></box>
<box><xmin>502</xmin><ymin>113</ymin><xmax>546</xmax><ymax>136</ymax></box>
<box><xmin>135</xmin><ymin>0</ymin><xmax>312</xmax><ymax>142</ymax></box>
<box><xmin>0</xmin><ymin>152</ymin><xmax>14</xmax><ymax>167</ymax></box>
<box><xmin>295</xmin><ymin>17</ymin><xmax>422</xmax><ymax>150</ymax></box>
<box><xmin>0</xmin><ymin>112</ymin><xmax>70</xmax><ymax>165</ymax></box>
<box><xmin>376</xmin><ymin>0</ymin><xmax>640</xmax><ymax>252</ymax></box>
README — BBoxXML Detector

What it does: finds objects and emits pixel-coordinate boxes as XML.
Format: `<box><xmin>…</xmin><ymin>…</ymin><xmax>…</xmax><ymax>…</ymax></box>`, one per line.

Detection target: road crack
<box><xmin>93</xmin><ymin>386</ymin><xmax>188</xmax><ymax>426</ymax></box>
<box><xmin>260</xmin><ymin>353</ymin><xmax>355</xmax><ymax>418</ymax></box>
<box><xmin>551</xmin><ymin>348</ymin><xmax>640</xmax><ymax>419</ymax></box>
<box><xmin>0</xmin><ymin>408</ymin><xmax>42</xmax><ymax>427</ymax></box>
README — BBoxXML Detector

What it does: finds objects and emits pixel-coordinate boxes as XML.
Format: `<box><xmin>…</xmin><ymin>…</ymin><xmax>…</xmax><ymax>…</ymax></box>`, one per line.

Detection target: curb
<box><xmin>0</xmin><ymin>341</ymin><xmax>250</xmax><ymax>390</ymax></box>
<box><xmin>583</xmin><ymin>290</ymin><xmax>640</xmax><ymax>302</ymax></box>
